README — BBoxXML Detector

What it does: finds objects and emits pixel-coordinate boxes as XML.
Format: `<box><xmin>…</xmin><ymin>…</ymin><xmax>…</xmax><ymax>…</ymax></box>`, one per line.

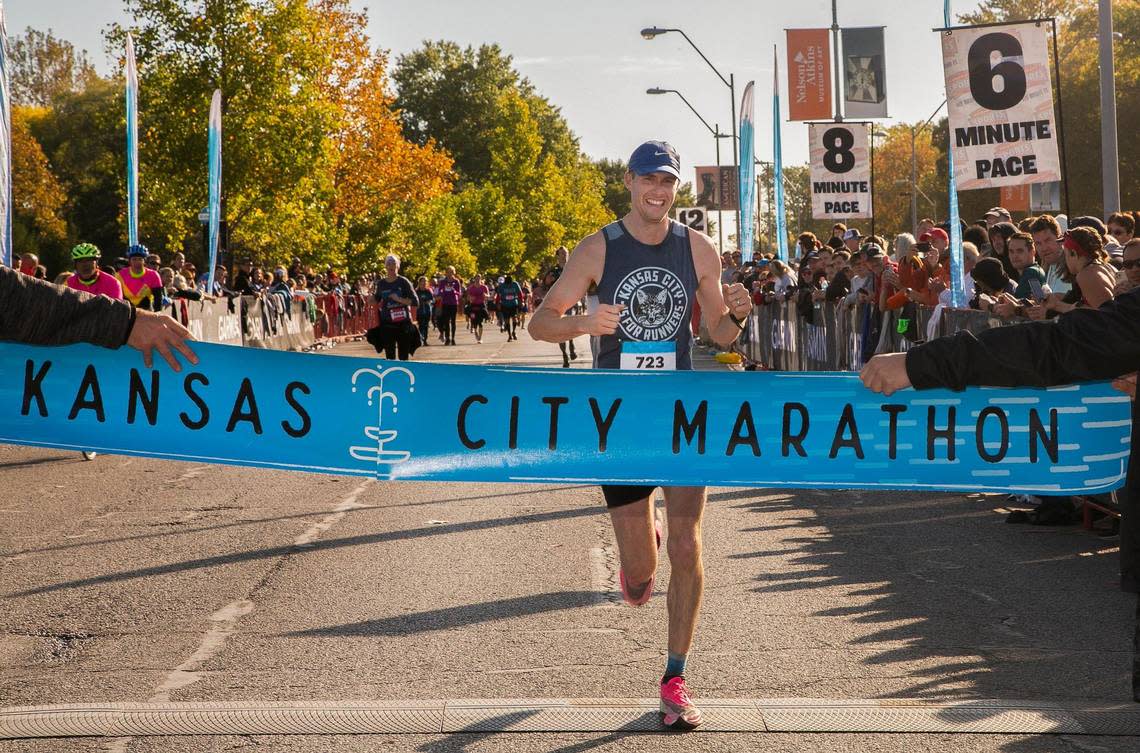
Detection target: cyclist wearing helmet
<box><xmin>116</xmin><ymin>244</ymin><xmax>164</xmax><ymax>310</ymax></box>
<box><xmin>65</xmin><ymin>244</ymin><xmax>123</xmax><ymax>299</ymax></box>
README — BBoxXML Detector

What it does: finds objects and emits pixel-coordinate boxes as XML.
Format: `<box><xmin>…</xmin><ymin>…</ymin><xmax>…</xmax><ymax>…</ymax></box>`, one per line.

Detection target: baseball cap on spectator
<box><xmin>825</xmin><ymin>236</ymin><xmax>844</xmax><ymax>250</ymax></box>
<box><xmin>926</xmin><ymin>228</ymin><xmax>949</xmax><ymax>244</ymax></box>
<box><xmin>756</xmin><ymin>258</ymin><xmax>770</xmax><ymax>267</ymax></box>
<box><xmin>862</xmin><ymin>243</ymin><xmax>885</xmax><ymax>258</ymax></box>
<box><xmin>985</xmin><ymin>207</ymin><xmax>1012</xmax><ymax>221</ymax></box>
<box><xmin>628</xmin><ymin>140</ymin><xmax>681</xmax><ymax>178</ymax></box>
<box><xmin>972</xmin><ymin>257</ymin><xmax>1009</xmax><ymax>292</ymax></box>
<box><xmin>1069</xmin><ymin>215</ymin><xmax>1108</xmax><ymax>238</ymax></box>
<box><xmin>843</xmin><ymin>228</ymin><xmax>863</xmax><ymax>241</ymax></box>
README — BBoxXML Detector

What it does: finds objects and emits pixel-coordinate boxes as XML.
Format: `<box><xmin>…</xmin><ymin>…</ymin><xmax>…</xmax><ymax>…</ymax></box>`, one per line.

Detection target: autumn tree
<box><xmin>11</xmin><ymin>107</ymin><xmax>68</xmax><ymax>269</ymax></box>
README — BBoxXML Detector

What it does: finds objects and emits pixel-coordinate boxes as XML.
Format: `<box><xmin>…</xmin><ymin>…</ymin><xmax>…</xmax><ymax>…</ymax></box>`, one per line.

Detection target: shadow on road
<box><xmin>733</xmin><ymin>487</ymin><xmax>1139</xmax><ymax>749</ymax></box>
<box><xmin>285</xmin><ymin>591</ymin><xmax>603</xmax><ymax>637</ymax></box>
<box><xmin>8</xmin><ymin>505</ymin><xmax>601</xmax><ymax>597</ymax></box>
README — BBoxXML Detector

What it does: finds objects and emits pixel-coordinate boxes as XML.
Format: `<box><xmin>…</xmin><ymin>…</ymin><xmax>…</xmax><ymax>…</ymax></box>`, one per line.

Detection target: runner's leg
<box><xmin>608</xmin><ymin>496</ymin><xmax>657</xmax><ymax>597</ymax></box>
<box><xmin>661</xmin><ymin>485</ymin><xmax>706</xmax><ymax>657</ymax></box>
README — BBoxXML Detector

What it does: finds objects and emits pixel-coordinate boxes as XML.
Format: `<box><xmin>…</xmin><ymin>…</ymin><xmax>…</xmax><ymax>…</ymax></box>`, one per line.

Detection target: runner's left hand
<box><xmin>722</xmin><ymin>283</ymin><xmax>753</xmax><ymax>320</ymax></box>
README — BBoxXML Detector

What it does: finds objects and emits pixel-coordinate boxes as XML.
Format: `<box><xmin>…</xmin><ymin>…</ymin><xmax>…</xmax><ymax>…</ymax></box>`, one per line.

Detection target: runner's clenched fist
<box><xmin>722</xmin><ymin>283</ymin><xmax>752</xmax><ymax>321</ymax></box>
<box><xmin>583</xmin><ymin>303</ymin><xmax>625</xmax><ymax>336</ymax></box>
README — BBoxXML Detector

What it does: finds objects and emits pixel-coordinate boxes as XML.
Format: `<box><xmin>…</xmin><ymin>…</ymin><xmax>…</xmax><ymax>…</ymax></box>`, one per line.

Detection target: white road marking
<box><xmin>102</xmin><ymin>479</ymin><xmax>374</xmax><ymax>753</ymax></box>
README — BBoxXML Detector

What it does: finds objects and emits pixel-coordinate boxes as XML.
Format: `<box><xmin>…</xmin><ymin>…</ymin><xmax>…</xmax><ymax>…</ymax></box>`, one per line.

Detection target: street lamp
<box><xmin>646</xmin><ymin>87</ymin><xmax>730</xmax><ymax>251</ymax></box>
<box><xmin>910</xmin><ymin>99</ymin><xmax>946</xmax><ymax>236</ymax></box>
<box><xmin>641</xmin><ymin>26</ymin><xmax>739</xmax><ymax>248</ymax></box>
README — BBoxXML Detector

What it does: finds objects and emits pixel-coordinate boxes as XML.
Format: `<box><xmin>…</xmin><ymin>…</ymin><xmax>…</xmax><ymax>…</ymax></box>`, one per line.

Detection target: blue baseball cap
<box><xmin>628</xmin><ymin>140</ymin><xmax>681</xmax><ymax>178</ymax></box>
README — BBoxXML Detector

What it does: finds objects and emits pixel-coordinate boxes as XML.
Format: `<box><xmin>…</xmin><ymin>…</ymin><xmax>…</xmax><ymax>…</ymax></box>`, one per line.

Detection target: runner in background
<box><xmin>65</xmin><ymin>243</ymin><xmax>123</xmax><ymax>299</ymax></box>
<box><xmin>437</xmin><ymin>266</ymin><xmax>463</xmax><ymax>345</ymax></box>
<box><xmin>414</xmin><ymin>276</ymin><xmax>435</xmax><ymax>346</ymax></box>
<box><xmin>116</xmin><ymin>244</ymin><xmax>164</xmax><ymax>310</ymax></box>
<box><xmin>518</xmin><ymin>279</ymin><xmax>531</xmax><ymax>327</ymax></box>
<box><xmin>497</xmin><ymin>273</ymin><xmax>523</xmax><ymax>341</ymax></box>
<box><xmin>465</xmin><ymin>274</ymin><xmax>490</xmax><ymax>344</ymax></box>
<box><xmin>542</xmin><ymin>246</ymin><xmax>578</xmax><ymax>367</ymax></box>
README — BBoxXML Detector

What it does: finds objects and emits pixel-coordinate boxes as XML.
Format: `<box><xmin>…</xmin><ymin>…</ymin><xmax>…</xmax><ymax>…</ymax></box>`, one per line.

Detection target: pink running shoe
<box><xmin>618</xmin><ymin>518</ymin><xmax>662</xmax><ymax>607</ymax></box>
<box><xmin>659</xmin><ymin>676</ymin><xmax>704</xmax><ymax>730</ymax></box>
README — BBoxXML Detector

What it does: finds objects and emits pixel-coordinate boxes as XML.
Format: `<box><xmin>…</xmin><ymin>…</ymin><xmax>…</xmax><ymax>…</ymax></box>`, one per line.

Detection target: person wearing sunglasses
<box><xmin>1108</xmin><ymin>212</ymin><xmax>1136</xmax><ymax>246</ymax></box>
<box><xmin>1043</xmin><ymin>227</ymin><xmax>1117</xmax><ymax>314</ymax></box>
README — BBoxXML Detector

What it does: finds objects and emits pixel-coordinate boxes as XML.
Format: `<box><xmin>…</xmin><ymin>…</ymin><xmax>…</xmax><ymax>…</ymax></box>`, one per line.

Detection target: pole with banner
<box><xmin>942</xmin><ymin>0</ymin><xmax>964</xmax><ymax>309</ymax></box>
<box><xmin>206</xmin><ymin>89</ymin><xmax>222</xmax><ymax>293</ymax></box>
<box><xmin>125</xmin><ymin>33</ymin><xmax>139</xmax><ymax>248</ymax></box>
<box><xmin>738</xmin><ymin>80</ymin><xmax>756</xmax><ymax>261</ymax></box>
<box><xmin>0</xmin><ymin>0</ymin><xmax>11</xmax><ymax>269</ymax></box>
<box><xmin>773</xmin><ymin>47</ymin><xmax>788</xmax><ymax>261</ymax></box>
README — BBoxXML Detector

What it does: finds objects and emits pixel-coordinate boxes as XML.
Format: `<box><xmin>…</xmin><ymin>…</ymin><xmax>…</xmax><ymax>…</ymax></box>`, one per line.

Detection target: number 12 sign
<box><xmin>808</xmin><ymin>122</ymin><xmax>872</xmax><ymax>220</ymax></box>
<box><xmin>941</xmin><ymin>21</ymin><xmax>1061</xmax><ymax>190</ymax></box>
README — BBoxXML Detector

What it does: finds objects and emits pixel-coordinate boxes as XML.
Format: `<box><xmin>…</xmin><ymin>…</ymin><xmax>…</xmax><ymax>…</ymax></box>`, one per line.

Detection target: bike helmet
<box><xmin>71</xmin><ymin>243</ymin><xmax>101</xmax><ymax>261</ymax></box>
<box><xmin>127</xmin><ymin>243</ymin><xmax>149</xmax><ymax>258</ymax></box>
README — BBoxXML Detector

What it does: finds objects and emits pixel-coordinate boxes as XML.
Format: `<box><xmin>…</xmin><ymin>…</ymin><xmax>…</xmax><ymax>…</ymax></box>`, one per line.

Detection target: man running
<box><xmin>542</xmin><ymin>246</ymin><xmax>579</xmax><ymax>367</ymax></box>
<box><xmin>65</xmin><ymin>243</ymin><xmax>123</xmax><ymax>299</ymax></box>
<box><xmin>497</xmin><ymin>273</ymin><xmax>523</xmax><ymax>341</ymax></box>
<box><xmin>437</xmin><ymin>267</ymin><xmax>463</xmax><ymax>345</ymax></box>
<box><xmin>528</xmin><ymin>140</ymin><xmax>754</xmax><ymax>730</ymax></box>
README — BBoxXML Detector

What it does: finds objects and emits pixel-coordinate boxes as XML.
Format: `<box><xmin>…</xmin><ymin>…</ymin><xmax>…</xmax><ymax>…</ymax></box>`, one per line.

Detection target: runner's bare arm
<box><xmin>528</xmin><ymin>233</ymin><xmax>620</xmax><ymax>341</ymax></box>
<box><xmin>692</xmin><ymin>230</ymin><xmax>752</xmax><ymax>348</ymax></box>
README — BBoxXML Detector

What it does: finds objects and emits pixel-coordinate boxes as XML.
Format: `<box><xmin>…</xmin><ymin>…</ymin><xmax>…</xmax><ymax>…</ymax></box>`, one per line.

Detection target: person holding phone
<box><xmin>993</xmin><ymin>232</ymin><xmax>1048</xmax><ymax>319</ymax></box>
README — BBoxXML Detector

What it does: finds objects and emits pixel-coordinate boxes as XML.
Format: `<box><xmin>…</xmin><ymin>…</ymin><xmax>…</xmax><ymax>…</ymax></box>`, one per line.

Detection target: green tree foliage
<box><xmin>8</xmin><ymin>28</ymin><xmax>98</xmax><ymax>107</ymax></box>
<box><xmin>27</xmin><ymin>78</ymin><xmax>126</xmax><ymax>256</ymax></box>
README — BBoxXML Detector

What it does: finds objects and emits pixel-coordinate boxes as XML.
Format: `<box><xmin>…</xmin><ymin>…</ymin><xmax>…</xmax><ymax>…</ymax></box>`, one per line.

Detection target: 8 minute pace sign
<box><xmin>941</xmin><ymin>21</ymin><xmax>1061</xmax><ymax>190</ymax></box>
<box><xmin>809</xmin><ymin>122</ymin><xmax>872</xmax><ymax>220</ymax></box>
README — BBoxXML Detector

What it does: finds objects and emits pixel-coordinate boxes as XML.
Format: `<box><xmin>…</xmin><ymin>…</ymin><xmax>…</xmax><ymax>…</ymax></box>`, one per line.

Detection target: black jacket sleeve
<box><xmin>0</xmin><ymin>266</ymin><xmax>134</xmax><ymax>349</ymax></box>
<box><xmin>904</xmin><ymin>286</ymin><xmax>1140</xmax><ymax>391</ymax></box>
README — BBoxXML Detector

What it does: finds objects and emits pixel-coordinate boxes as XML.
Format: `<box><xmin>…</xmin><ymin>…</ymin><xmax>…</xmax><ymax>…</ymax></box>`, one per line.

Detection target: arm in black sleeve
<box><xmin>905</xmin><ymin>286</ymin><xmax>1140</xmax><ymax>391</ymax></box>
<box><xmin>0</xmin><ymin>266</ymin><xmax>135</xmax><ymax>348</ymax></box>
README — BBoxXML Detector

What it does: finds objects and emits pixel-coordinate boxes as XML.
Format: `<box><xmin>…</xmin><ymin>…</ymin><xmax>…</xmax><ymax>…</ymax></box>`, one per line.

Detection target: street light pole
<box><xmin>1098</xmin><ymin>0</ymin><xmax>1120</xmax><ymax>214</ymax></box>
<box><xmin>642</xmin><ymin>27</ymin><xmax>740</xmax><ymax>248</ymax></box>
<box><xmin>646</xmin><ymin>87</ymin><xmax>729</xmax><ymax>250</ymax></box>
<box><xmin>909</xmin><ymin>99</ymin><xmax>947</xmax><ymax>235</ymax></box>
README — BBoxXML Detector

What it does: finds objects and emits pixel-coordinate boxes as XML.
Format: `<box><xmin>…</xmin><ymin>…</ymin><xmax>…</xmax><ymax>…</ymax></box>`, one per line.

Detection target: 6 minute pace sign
<box><xmin>809</xmin><ymin>122</ymin><xmax>872</xmax><ymax>220</ymax></box>
<box><xmin>941</xmin><ymin>21</ymin><xmax>1061</xmax><ymax>190</ymax></box>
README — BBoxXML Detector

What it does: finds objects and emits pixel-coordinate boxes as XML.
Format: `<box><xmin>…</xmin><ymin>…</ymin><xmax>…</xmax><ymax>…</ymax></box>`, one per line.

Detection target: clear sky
<box><xmin>9</xmin><ymin>0</ymin><xmax>975</xmax><ymax>178</ymax></box>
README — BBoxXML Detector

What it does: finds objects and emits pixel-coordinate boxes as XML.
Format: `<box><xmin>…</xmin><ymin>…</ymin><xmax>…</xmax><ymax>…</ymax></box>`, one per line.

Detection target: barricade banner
<box><xmin>0</xmin><ymin>341</ymin><xmax>1129</xmax><ymax>494</ymax></box>
<box><xmin>242</xmin><ymin>294</ymin><xmax>314</xmax><ymax>351</ymax></box>
<box><xmin>184</xmin><ymin>298</ymin><xmax>243</xmax><ymax>346</ymax></box>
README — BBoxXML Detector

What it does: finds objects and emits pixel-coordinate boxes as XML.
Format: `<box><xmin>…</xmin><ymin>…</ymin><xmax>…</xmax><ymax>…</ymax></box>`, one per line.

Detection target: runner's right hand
<box><xmin>582</xmin><ymin>304</ymin><xmax>625</xmax><ymax>336</ymax></box>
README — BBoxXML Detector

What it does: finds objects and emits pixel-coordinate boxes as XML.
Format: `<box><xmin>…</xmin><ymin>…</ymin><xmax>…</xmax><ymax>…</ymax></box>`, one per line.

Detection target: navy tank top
<box><xmin>593</xmin><ymin>220</ymin><xmax>698</xmax><ymax>370</ymax></box>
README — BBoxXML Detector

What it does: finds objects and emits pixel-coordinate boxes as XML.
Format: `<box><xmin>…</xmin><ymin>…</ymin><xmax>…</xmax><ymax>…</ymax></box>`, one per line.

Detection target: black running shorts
<box><xmin>601</xmin><ymin>484</ymin><xmax>657</xmax><ymax>508</ymax></box>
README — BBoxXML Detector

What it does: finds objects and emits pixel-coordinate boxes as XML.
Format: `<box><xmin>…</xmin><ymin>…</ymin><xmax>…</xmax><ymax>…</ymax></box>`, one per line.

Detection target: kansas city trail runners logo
<box><xmin>615</xmin><ymin>267</ymin><xmax>688</xmax><ymax>341</ymax></box>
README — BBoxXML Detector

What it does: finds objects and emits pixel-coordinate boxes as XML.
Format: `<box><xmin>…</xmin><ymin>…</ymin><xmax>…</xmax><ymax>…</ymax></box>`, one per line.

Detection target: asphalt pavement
<box><xmin>1</xmin><ymin>319</ymin><xmax>1137</xmax><ymax>752</ymax></box>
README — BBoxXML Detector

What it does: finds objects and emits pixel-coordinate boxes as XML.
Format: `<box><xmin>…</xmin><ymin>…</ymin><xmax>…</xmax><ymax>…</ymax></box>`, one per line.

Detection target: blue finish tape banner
<box><xmin>0</xmin><ymin>342</ymin><xmax>1130</xmax><ymax>494</ymax></box>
